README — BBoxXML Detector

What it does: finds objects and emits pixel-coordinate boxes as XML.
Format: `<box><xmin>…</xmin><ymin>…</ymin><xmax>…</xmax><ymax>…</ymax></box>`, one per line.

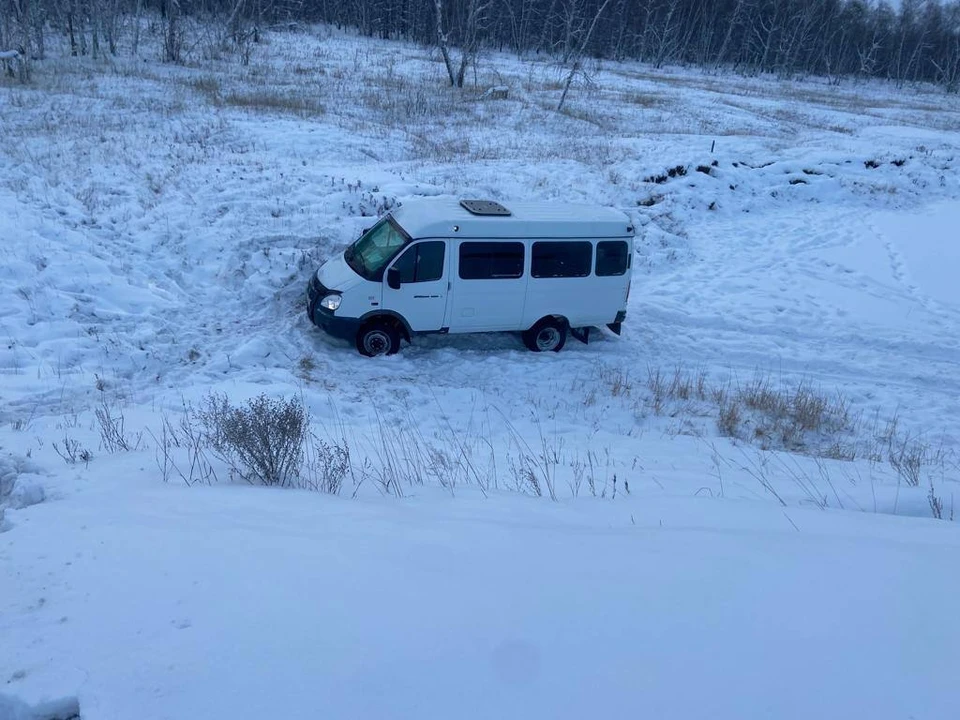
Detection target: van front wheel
<box><xmin>522</xmin><ymin>318</ymin><xmax>567</xmax><ymax>353</ymax></box>
<box><xmin>357</xmin><ymin>321</ymin><xmax>401</xmax><ymax>357</ymax></box>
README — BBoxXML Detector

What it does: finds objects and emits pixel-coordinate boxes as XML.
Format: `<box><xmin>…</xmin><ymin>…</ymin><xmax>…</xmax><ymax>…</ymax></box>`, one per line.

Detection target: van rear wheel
<box><xmin>357</xmin><ymin>321</ymin><xmax>401</xmax><ymax>357</ymax></box>
<box><xmin>522</xmin><ymin>318</ymin><xmax>567</xmax><ymax>353</ymax></box>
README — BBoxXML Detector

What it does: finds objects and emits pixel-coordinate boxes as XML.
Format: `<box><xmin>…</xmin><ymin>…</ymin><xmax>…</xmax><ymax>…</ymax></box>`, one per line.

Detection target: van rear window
<box><xmin>532</xmin><ymin>241</ymin><xmax>592</xmax><ymax>278</ymax></box>
<box><xmin>595</xmin><ymin>241</ymin><xmax>629</xmax><ymax>276</ymax></box>
<box><xmin>459</xmin><ymin>242</ymin><xmax>524</xmax><ymax>280</ymax></box>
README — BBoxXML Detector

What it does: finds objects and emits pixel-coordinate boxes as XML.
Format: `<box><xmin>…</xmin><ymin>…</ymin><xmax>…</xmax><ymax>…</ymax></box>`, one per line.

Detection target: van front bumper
<box><xmin>306</xmin><ymin>276</ymin><xmax>361</xmax><ymax>342</ymax></box>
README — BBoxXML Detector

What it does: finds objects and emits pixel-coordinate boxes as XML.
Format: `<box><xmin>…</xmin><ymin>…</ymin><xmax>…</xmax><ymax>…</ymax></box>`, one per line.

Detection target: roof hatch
<box><xmin>459</xmin><ymin>199</ymin><xmax>512</xmax><ymax>216</ymax></box>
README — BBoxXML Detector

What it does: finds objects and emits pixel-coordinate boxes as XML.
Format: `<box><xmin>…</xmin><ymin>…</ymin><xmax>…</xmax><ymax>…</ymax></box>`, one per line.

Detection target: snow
<box><xmin>2</xmin><ymin>23</ymin><xmax>960</xmax><ymax>720</ymax></box>
<box><xmin>873</xmin><ymin>201</ymin><xmax>960</xmax><ymax>310</ymax></box>
<box><xmin>5</xmin><ymin>473</ymin><xmax>960</xmax><ymax>719</ymax></box>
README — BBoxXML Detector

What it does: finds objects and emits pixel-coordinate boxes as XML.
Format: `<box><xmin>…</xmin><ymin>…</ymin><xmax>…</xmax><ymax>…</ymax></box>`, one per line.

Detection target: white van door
<box><xmin>448</xmin><ymin>240</ymin><xmax>528</xmax><ymax>332</ymax></box>
<box><xmin>382</xmin><ymin>240</ymin><xmax>449</xmax><ymax>332</ymax></box>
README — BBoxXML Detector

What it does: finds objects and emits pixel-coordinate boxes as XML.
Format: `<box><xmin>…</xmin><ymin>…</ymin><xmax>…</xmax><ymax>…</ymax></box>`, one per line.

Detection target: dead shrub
<box><xmin>200</xmin><ymin>393</ymin><xmax>306</xmax><ymax>487</ymax></box>
<box><xmin>95</xmin><ymin>396</ymin><xmax>142</xmax><ymax>453</ymax></box>
<box><xmin>302</xmin><ymin>434</ymin><xmax>350</xmax><ymax>495</ymax></box>
<box><xmin>888</xmin><ymin>435</ymin><xmax>927</xmax><ymax>487</ymax></box>
<box><xmin>928</xmin><ymin>484</ymin><xmax>944</xmax><ymax>519</ymax></box>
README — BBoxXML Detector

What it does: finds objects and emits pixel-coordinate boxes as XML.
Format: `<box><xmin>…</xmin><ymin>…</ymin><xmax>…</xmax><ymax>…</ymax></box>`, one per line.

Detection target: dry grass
<box><xmin>720</xmin><ymin>373</ymin><xmax>854</xmax><ymax>454</ymax></box>
<box><xmin>189</xmin><ymin>74</ymin><xmax>222</xmax><ymax>102</ymax></box>
<box><xmin>222</xmin><ymin>89</ymin><xmax>324</xmax><ymax>115</ymax></box>
<box><xmin>718</xmin><ymin>399</ymin><xmax>742</xmax><ymax>438</ymax></box>
<box><xmin>595</xmin><ymin>362</ymin><xmax>940</xmax><ymax>472</ymax></box>
<box><xmin>622</xmin><ymin>91</ymin><xmax>668</xmax><ymax>107</ymax></box>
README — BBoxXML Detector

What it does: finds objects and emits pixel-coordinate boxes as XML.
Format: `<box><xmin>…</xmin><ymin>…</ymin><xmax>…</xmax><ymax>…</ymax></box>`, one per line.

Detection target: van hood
<box><xmin>317</xmin><ymin>253</ymin><xmax>363</xmax><ymax>292</ymax></box>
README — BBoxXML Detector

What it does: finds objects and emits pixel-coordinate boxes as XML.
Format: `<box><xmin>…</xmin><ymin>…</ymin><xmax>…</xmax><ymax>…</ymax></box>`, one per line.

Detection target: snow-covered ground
<box><xmin>2</xmin><ymin>24</ymin><xmax>960</xmax><ymax>720</ymax></box>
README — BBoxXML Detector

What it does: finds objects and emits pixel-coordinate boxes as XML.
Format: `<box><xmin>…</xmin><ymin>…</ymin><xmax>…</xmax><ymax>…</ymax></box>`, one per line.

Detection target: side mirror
<box><xmin>387</xmin><ymin>266</ymin><xmax>401</xmax><ymax>290</ymax></box>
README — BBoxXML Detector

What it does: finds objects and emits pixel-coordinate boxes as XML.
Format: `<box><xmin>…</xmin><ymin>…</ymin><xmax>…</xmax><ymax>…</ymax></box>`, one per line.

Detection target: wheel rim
<box><xmin>536</xmin><ymin>327</ymin><xmax>560</xmax><ymax>351</ymax></box>
<box><xmin>363</xmin><ymin>330</ymin><xmax>391</xmax><ymax>356</ymax></box>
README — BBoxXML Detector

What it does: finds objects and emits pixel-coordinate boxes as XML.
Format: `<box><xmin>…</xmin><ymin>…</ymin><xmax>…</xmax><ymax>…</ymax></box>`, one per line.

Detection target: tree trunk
<box><xmin>165</xmin><ymin>0</ymin><xmax>181</xmax><ymax>63</ymax></box>
<box><xmin>132</xmin><ymin>0</ymin><xmax>142</xmax><ymax>56</ymax></box>
<box><xmin>715</xmin><ymin>0</ymin><xmax>748</xmax><ymax>69</ymax></box>
<box><xmin>433</xmin><ymin>0</ymin><xmax>456</xmax><ymax>86</ymax></box>
<box><xmin>12</xmin><ymin>0</ymin><xmax>31</xmax><ymax>81</ymax></box>
<box><xmin>454</xmin><ymin>0</ymin><xmax>488</xmax><ymax>88</ymax></box>
<box><xmin>557</xmin><ymin>0</ymin><xmax>611</xmax><ymax>111</ymax></box>
<box><xmin>91</xmin><ymin>0</ymin><xmax>100</xmax><ymax>59</ymax></box>
<box><xmin>226</xmin><ymin>0</ymin><xmax>248</xmax><ymax>41</ymax></box>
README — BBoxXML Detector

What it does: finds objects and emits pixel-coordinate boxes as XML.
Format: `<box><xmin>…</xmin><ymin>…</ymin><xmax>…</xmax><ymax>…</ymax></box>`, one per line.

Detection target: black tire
<box><xmin>522</xmin><ymin>318</ymin><xmax>567</xmax><ymax>353</ymax></box>
<box><xmin>356</xmin><ymin>321</ymin><xmax>401</xmax><ymax>357</ymax></box>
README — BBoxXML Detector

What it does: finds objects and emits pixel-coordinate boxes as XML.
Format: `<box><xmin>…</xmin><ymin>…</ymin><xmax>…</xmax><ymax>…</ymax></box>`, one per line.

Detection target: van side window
<box><xmin>459</xmin><ymin>242</ymin><xmax>524</xmax><ymax>280</ymax></box>
<box><xmin>595</xmin><ymin>241</ymin><xmax>629</xmax><ymax>276</ymax></box>
<box><xmin>416</xmin><ymin>241</ymin><xmax>445</xmax><ymax>281</ymax></box>
<box><xmin>531</xmin><ymin>241</ymin><xmax>592</xmax><ymax>278</ymax></box>
<box><xmin>393</xmin><ymin>241</ymin><xmax>446</xmax><ymax>283</ymax></box>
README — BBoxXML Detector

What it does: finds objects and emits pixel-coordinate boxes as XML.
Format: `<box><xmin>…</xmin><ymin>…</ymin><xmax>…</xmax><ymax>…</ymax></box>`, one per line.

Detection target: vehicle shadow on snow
<box><xmin>308</xmin><ymin>326</ymin><xmax>619</xmax><ymax>359</ymax></box>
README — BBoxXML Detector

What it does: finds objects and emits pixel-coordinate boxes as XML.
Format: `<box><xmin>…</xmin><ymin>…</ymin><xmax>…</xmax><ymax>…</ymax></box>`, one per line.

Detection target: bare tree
<box><xmin>930</xmin><ymin>4</ymin><xmax>960</xmax><ymax>91</ymax></box>
<box><xmin>164</xmin><ymin>0</ymin><xmax>182</xmax><ymax>62</ymax></box>
<box><xmin>434</xmin><ymin>0</ymin><xmax>457</xmax><ymax>85</ymax></box>
<box><xmin>4</xmin><ymin>0</ymin><xmax>957</xmax><ymax>92</ymax></box>
<box><xmin>557</xmin><ymin>0</ymin><xmax>611</xmax><ymax>111</ymax></box>
<box><xmin>500</xmin><ymin>0</ymin><xmax>538</xmax><ymax>55</ymax></box>
<box><xmin>559</xmin><ymin>0</ymin><xmax>586</xmax><ymax>62</ymax></box>
<box><xmin>454</xmin><ymin>0</ymin><xmax>491</xmax><ymax>86</ymax></box>
<box><xmin>131</xmin><ymin>0</ymin><xmax>143</xmax><ymax>55</ymax></box>
<box><xmin>6</xmin><ymin>0</ymin><xmax>32</xmax><ymax>80</ymax></box>
<box><xmin>650</xmin><ymin>0</ymin><xmax>683</xmax><ymax>69</ymax></box>
<box><xmin>433</xmin><ymin>0</ymin><xmax>490</xmax><ymax>88</ymax></box>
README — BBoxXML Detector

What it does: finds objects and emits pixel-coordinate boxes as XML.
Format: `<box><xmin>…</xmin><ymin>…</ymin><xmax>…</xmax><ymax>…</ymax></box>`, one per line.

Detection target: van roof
<box><xmin>390</xmin><ymin>198</ymin><xmax>634</xmax><ymax>240</ymax></box>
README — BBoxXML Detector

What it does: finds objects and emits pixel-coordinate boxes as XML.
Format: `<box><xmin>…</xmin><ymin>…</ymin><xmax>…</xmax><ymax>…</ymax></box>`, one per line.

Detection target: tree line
<box><xmin>2</xmin><ymin>0</ymin><xmax>959</xmax><ymax>91</ymax></box>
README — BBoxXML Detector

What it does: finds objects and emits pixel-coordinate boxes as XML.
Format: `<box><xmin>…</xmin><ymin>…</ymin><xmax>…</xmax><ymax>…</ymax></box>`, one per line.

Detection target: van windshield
<box><xmin>343</xmin><ymin>217</ymin><xmax>410</xmax><ymax>281</ymax></box>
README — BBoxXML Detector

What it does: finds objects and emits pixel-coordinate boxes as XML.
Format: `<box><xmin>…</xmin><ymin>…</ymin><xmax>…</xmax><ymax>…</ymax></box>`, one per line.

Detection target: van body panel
<box><xmin>449</xmin><ymin>277</ymin><xmax>528</xmax><ymax>332</ymax></box>
<box><xmin>523</xmin><ymin>275</ymin><xmax>599</xmax><ymax>328</ymax></box>
<box><xmin>316</xmin><ymin>254</ymin><xmax>364</xmax><ymax>294</ymax></box>
<box><xmin>337</xmin><ymin>277</ymin><xmax>383</xmax><ymax>321</ymax></box>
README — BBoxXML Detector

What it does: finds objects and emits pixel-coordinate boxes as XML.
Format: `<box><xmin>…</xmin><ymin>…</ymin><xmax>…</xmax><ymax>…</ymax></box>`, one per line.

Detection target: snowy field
<box><xmin>2</xmin><ymin>23</ymin><xmax>960</xmax><ymax>720</ymax></box>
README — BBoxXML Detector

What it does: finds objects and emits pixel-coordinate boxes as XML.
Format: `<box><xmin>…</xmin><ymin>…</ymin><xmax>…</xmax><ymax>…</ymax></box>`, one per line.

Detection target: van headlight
<box><xmin>320</xmin><ymin>294</ymin><xmax>341</xmax><ymax>311</ymax></box>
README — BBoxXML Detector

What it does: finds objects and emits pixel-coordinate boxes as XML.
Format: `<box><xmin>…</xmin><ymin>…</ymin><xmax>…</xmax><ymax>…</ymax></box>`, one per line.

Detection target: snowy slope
<box><xmin>2</xmin><ymin>23</ymin><xmax>960</xmax><ymax>720</ymax></box>
<box><xmin>4</xmin><ymin>469</ymin><xmax>960</xmax><ymax>720</ymax></box>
